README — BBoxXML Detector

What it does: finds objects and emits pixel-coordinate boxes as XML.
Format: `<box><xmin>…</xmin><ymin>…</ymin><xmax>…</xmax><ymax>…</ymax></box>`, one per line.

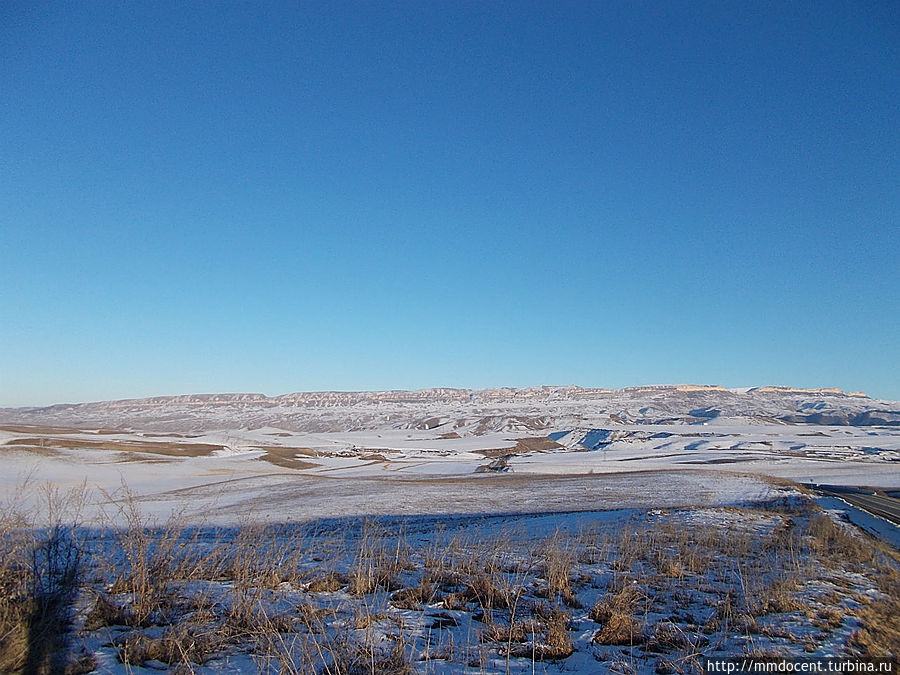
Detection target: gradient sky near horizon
<box><xmin>1</xmin><ymin>1</ymin><xmax>898</xmax><ymax>407</ymax></box>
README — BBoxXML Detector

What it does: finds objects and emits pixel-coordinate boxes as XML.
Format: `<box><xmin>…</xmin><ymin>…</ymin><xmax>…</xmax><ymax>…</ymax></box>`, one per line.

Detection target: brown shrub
<box><xmin>645</xmin><ymin>621</ymin><xmax>703</xmax><ymax>653</ymax></box>
<box><xmin>464</xmin><ymin>573</ymin><xmax>509</xmax><ymax>610</ymax></box>
<box><xmin>753</xmin><ymin>579</ymin><xmax>805</xmax><ymax>615</ymax></box>
<box><xmin>540</xmin><ymin>607</ymin><xmax>574</xmax><ymax>659</ymax></box>
<box><xmin>589</xmin><ymin>583</ymin><xmax>643</xmax><ymax>623</ymax></box>
<box><xmin>850</xmin><ymin>597</ymin><xmax>900</xmax><ymax>659</ymax></box>
<box><xmin>83</xmin><ymin>594</ymin><xmax>137</xmax><ymax>629</ymax></box>
<box><xmin>441</xmin><ymin>593</ymin><xmax>467</xmax><ymax>610</ymax></box>
<box><xmin>0</xmin><ymin>494</ymin><xmax>83</xmax><ymax>675</ymax></box>
<box><xmin>812</xmin><ymin>607</ymin><xmax>845</xmax><ymax>630</ymax></box>
<box><xmin>593</xmin><ymin>611</ymin><xmax>644</xmax><ymax>645</ymax></box>
<box><xmin>806</xmin><ymin>514</ymin><xmax>872</xmax><ymax>566</ymax></box>
<box><xmin>306</xmin><ymin>571</ymin><xmax>348</xmax><ymax>592</ymax></box>
<box><xmin>480</xmin><ymin>621</ymin><xmax>526</xmax><ymax>644</ymax></box>
<box><xmin>390</xmin><ymin>582</ymin><xmax>437</xmax><ymax>610</ymax></box>
<box><xmin>117</xmin><ymin>626</ymin><xmax>219</xmax><ymax>666</ymax></box>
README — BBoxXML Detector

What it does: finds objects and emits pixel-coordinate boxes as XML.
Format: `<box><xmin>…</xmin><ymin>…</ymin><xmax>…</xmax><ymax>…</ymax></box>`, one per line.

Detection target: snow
<box><xmin>51</xmin><ymin>488</ymin><xmax>895</xmax><ymax>674</ymax></box>
<box><xmin>2</xmin><ymin>416</ymin><xmax>899</xmax><ymax>524</ymax></box>
<box><xmin>3</xmin><ymin>388</ymin><xmax>899</xmax><ymax>672</ymax></box>
<box><xmin>814</xmin><ymin>496</ymin><xmax>900</xmax><ymax>549</ymax></box>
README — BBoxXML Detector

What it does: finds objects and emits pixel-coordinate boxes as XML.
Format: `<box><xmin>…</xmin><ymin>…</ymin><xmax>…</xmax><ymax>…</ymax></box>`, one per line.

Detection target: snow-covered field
<box><xmin>3</xmin><ymin>484</ymin><xmax>898</xmax><ymax>674</ymax></box>
<box><xmin>2</xmin><ymin>418</ymin><xmax>899</xmax><ymax>521</ymax></box>
<box><xmin>1</xmin><ymin>386</ymin><xmax>898</xmax><ymax>672</ymax></box>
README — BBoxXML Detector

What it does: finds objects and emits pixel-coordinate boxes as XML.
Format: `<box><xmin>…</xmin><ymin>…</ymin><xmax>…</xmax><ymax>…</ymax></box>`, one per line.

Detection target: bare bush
<box><xmin>0</xmin><ymin>485</ymin><xmax>85</xmax><ymax>674</ymax></box>
<box><xmin>116</xmin><ymin>625</ymin><xmax>220</xmax><ymax>666</ymax></box>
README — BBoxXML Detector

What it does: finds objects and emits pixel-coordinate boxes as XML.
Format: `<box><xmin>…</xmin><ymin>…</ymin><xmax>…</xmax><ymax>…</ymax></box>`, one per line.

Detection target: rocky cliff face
<box><xmin>1</xmin><ymin>385</ymin><xmax>897</xmax><ymax>433</ymax></box>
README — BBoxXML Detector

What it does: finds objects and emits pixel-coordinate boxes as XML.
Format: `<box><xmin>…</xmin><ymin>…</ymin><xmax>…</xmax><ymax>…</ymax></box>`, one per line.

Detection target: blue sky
<box><xmin>1</xmin><ymin>1</ymin><xmax>898</xmax><ymax>406</ymax></box>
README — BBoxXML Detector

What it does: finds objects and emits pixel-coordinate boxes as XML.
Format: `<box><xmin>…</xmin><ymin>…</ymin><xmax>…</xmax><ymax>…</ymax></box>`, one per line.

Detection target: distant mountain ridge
<box><xmin>1</xmin><ymin>385</ymin><xmax>897</xmax><ymax>433</ymax></box>
<box><xmin>4</xmin><ymin>384</ymin><xmax>874</xmax><ymax>409</ymax></box>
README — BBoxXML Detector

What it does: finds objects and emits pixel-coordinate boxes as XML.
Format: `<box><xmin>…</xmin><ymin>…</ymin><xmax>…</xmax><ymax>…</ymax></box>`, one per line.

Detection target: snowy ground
<box><xmin>2</xmin><ymin>420</ymin><xmax>899</xmax><ymax>673</ymax></box>
<box><xmin>7</xmin><ymin>487</ymin><xmax>898</xmax><ymax>674</ymax></box>
<box><xmin>1</xmin><ymin>422</ymin><xmax>898</xmax><ymax>522</ymax></box>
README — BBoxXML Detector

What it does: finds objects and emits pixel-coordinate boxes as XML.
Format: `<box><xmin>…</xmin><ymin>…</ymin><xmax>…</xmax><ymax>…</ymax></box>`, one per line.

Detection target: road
<box><xmin>806</xmin><ymin>484</ymin><xmax>900</xmax><ymax>526</ymax></box>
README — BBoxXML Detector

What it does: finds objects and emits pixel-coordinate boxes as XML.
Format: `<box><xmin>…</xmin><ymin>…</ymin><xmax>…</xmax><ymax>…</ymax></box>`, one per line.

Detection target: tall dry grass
<box><xmin>0</xmin><ymin>477</ymin><xmax>898</xmax><ymax>672</ymax></box>
<box><xmin>0</xmin><ymin>484</ymin><xmax>92</xmax><ymax>674</ymax></box>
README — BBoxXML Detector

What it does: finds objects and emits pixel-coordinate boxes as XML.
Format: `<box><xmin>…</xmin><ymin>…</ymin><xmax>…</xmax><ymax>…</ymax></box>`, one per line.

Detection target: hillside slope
<box><xmin>1</xmin><ymin>385</ymin><xmax>897</xmax><ymax>433</ymax></box>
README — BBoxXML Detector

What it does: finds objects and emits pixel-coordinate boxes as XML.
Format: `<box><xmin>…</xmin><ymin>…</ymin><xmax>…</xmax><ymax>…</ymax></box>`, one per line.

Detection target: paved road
<box><xmin>807</xmin><ymin>484</ymin><xmax>900</xmax><ymax>526</ymax></box>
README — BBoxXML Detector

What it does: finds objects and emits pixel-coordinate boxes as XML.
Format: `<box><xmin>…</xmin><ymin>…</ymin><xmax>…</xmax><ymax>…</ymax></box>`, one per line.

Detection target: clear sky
<box><xmin>1</xmin><ymin>1</ymin><xmax>898</xmax><ymax>406</ymax></box>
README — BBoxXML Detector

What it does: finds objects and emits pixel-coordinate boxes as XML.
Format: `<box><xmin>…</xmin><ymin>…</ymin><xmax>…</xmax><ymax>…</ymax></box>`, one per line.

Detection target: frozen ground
<box><xmin>2</xmin><ymin>387</ymin><xmax>899</xmax><ymax>672</ymax></box>
<box><xmin>6</xmin><ymin>486</ymin><xmax>898</xmax><ymax>674</ymax></box>
<box><xmin>2</xmin><ymin>385</ymin><xmax>898</xmax><ymax>522</ymax></box>
<box><xmin>1</xmin><ymin>419</ymin><xmax>898</xmax><ymax>523</ymax></box>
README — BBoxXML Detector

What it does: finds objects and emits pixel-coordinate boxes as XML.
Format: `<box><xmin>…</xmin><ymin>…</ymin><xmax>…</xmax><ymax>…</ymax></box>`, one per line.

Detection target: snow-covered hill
<box><xmin>1</xmin><ymin>384</ymin><xmax>897</xmax><ymax>433</ymax></box>
<box><xmin>2</xmin><ymin>385</ymin><xmax>899</xmax><ymax>523</ymax></box>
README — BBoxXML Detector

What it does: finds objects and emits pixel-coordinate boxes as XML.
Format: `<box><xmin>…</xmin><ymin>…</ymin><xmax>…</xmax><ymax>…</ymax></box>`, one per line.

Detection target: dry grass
<box><xmin>83</xmin><ymin>593</ymin><xmax>137</xmax><ymax>629</ymax></box>
<box><xmin>594</xmin><ymin>611</ymin><xmax>645</xmax><ymax>645</ymax></box>
<box><xmin>0</xmin><ymin>443</ymin><xmax>64</xmax><ymax>457</ymax></box>
<box><xmin>253</xmin><ymin>446</ymin><xmax>320</xmax><ymax>470</ymax></box>
<box><xmin>390</xmin><ymin>582</ymin><xmax>437</xmax><ymax>610</ymax></box>
<box><xmin>806</xmin><ymin>513</ymin><xmax>876</xmax><ymax>568</ymax></box>
<box><xmin>2</xmin><ymin>478</ymin><xmax>899</xmax><ymax>671</ymax></box>
<box><xmin>531</xmin><ymin>606</ymin><xmax>575</xmax><ymax>660</ymax></box>
<box><xmin>752</xmin><ymin>578</ymin><xmax>806</xmax><ymax>615</ymax></box>
<box><xmin>0</xmin><ymin>486</ymin><xmax>85</xmax><ymax>674</ymax></box>
<box><xmin>98</xmin><ymin>490</ymin><xmax>212</xmax><ymax>626</ymax></box>
<box><xmin>347</xmin><ymin>522</ymin><xmax>408</xmax><ymax>595</ymax></box>
<box><xmin>514</xmin><ymin>437</ymin><xmax>564</xmax><ymax>453</ymax></box>
<box><xmin>306</xmin><ymin>571</ymin><xmax>349</xmax><ymax>592</ymax></box>
<box><xmin>296</xmin><ymin>599</ymin><xmax>333</xmax><ymax>628</ymax></box>
<box><xmin>538</xmin><ymin>531</ymin><xmax>580</xmax><ymax>607</ymax></box>
<box><xmin>850</xmin><ymin>596</ymin><xmax>900</xmax><ymax>659</ymax></box>
<box><xmin>115</xmin><ymin>625</ymin><xmax>220</xmax><ymax>666</ymax></box>
<box><xmin>0</xmin><ymin>425</ymin><xmax>105</xmax><ymax>435</ymax></box>
<box><xmin>590</xmin><ymin>582</ymin><xmax>645</xmax><ymax>624</ymax></box>
<box><xmin>645</xmin><ymin>620</ymin><xmax>703</xmax><ymax>653</ymax></box>
<box><xmin>590</xmin><ymin>582</ymin><xmax>647</xmax><ymax>646</ymax></box>
<box><xmin>479</xmin><ymin>619</ymin><xmax>526</xmax><ymax>644</ymax></box>
<box><xmin>5</xmin><ymin>436</ymin><xmax>224</xmax><ymax>457</ymax></box>
<box><xmin>319</xmin><ymin>633</ymin><xmax>413</xmax><ymax>675</ymax></box>
<box><xmin>463</xmin><ymin>572</ymin><xmax>511</xmax><ymax>610</ymax></box>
